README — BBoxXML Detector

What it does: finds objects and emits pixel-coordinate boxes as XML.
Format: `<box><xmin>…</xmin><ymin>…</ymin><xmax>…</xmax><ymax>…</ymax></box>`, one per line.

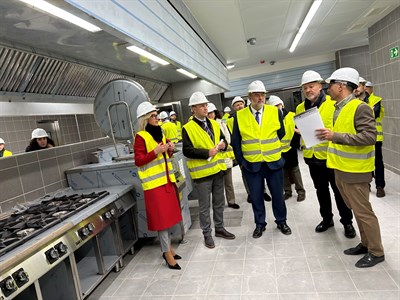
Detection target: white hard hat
<box><xmin>159</xmin><ymin>111</ymin><xmax>168</xmax><ymax>120</ymax></box>
<box><xmin>223</xmin><ymin>106</ymin><xmax>231</xmax><ymax>112</ymax></box>
<box><xmin>365</xmin><ymin>81</ymin><xmax>373</xmax><ymax>87</ymax></box>
<box><xmin>207</xmin><ymin>103</ymin><xmax>217</xmax><ymax>112</ymax></box>
<box><xmin>248</xmin><ymin>80</ymin><xmax>267</xmax><ymax>93</ymax></box>
<box><xmin>0</xmin><ymin>138</ymin><xmax>4</xmax><ymax>144</ymax></box>
<box><xmin>170</xmin><ymin>111</ymin><xmax>176</xmax><ymax>116</ymax></box>
<box><xmin>301</xmin><ymin>70</ymin><xmax>324</xmax><ymax>85</ymax></box>
<box><xmin>359</xmin><ymin>76</ymin><xmax>367</xmax><ymax>83</ymax></box>
<box><xmin>231</xmin><ymin>96</ymin><xmax>245</xmax><ymax>106</ymax></box>
<box><xmin>326</xmin><ymin>67</ymin><xmax>359</xmax><ymax>87</ymax></box>
<box><xmin>189</xmin><ymin>91</ymin><xmax>209</xmax><ymax>106</ymax></box>
<box><xmin>266</xmin><ymin>95</ymin><xmax>284</xmax><ymax>107</ymax></box>
<box><xmin>31</xmin><ymin>128</ymin><xmax>48</xmax><ymax>139</ymax></box>
<box><xmin>136</xmin><ymin>101</ymin><xmax>157</xmax><ymax>118</ymax></box>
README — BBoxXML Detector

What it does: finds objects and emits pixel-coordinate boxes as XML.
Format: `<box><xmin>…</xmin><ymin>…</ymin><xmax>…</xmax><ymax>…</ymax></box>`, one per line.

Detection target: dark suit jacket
<box><xmin>231</xmin><ymin>106</ymin><xmax>285</xmax><ymax>173</ymax></box>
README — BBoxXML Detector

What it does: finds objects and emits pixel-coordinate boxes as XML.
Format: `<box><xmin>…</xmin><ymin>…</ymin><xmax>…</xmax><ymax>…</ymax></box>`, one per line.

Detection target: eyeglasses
<box><xmin>149</xmin><ymin>114</ymin><xmax>158</xmax><ymax>119</ymax></box>
<box><xmin>328</xmin><ymin>80</ymin><xmax>346</xmax><ymax>87</ymax></box>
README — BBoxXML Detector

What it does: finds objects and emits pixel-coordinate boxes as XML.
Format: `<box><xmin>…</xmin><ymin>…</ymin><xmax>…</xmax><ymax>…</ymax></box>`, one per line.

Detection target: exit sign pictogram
<box><xmin>390</xmin><ymin>46</ymin><xmax>399</xmax><ymax>59</ymax></box>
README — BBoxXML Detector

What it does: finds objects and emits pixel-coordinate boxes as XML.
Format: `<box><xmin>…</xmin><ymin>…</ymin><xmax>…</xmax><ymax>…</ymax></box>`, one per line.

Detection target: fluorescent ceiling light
<box><xmin>226</xmin><ymin>64</ymin><xmax>235</xmax><ymax>70</ymax></box>
<box><xmin>19</xmin><ymin>0</ymin><xmax>102</xmax><ymax>32</ymax></box>
<box><xmin>177</xmin><ymin>68</ymin><xmax>197</xmax><ymax>79</ymax></box>
<box><xmin>289</xmin><ymin>0</ymin><xmax>322</xmax><ymax>53</ymax></box>
<box><xmin>126</xmin><ymin>45</ymin><xmax>170</xmax><ymax>66</ymax></box>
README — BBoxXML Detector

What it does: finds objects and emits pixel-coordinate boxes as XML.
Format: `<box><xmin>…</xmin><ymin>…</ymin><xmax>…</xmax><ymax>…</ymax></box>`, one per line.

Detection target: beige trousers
<box><xmin>335</xmin><ymin>172</ymin><xmax>384</xmax><ymax>256</ymax></box>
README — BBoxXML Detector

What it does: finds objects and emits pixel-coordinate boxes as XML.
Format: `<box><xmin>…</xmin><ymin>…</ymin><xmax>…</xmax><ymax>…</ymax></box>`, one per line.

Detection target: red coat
<box><xmin>134</xmin><ymin>134</ymin><xmax>182</xmax><ymax>231</ymax></box>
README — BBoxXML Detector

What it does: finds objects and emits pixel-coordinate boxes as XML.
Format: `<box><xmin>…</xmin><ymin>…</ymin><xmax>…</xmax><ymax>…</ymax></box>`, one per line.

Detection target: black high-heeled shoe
<box><xmin>173</xmin><ymin>254</ymin><xmax>182</xmax><ymax>260</ymax></box>
<box><xmin>162</xmin><ymin>253</ymin><xmax>181</xmax><ymax>270</ymax></box>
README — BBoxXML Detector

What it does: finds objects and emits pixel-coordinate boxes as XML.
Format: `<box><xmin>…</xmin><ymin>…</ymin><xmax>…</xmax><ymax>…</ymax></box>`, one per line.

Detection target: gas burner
<box><xmin>52</xmin><ymin>211</ymin><xmax>68</xmax><ymax>217</ymax></box>
<box><xmin>16</xmin><ymin>228</ymin><xmax>36</xmax><ymax>237</ymax></box>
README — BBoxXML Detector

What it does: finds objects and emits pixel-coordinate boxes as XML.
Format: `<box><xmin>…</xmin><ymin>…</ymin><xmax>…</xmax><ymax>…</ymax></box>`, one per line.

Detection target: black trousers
<box><xmin>374</xmin><ymin>142</ymin><xmax>385</xmax><ymax>188</ymax></box>
<box><xmin>307</xmin><ymin>161</ymin><xmax>353</xmax><ymax>225</ymax></box>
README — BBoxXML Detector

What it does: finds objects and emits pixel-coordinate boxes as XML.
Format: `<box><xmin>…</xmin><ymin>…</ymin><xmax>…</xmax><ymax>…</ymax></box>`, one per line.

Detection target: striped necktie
<box><xmin>203</xmin><ymin>121</ymin><xmax>214</xmax><ymax>141</ymax></box>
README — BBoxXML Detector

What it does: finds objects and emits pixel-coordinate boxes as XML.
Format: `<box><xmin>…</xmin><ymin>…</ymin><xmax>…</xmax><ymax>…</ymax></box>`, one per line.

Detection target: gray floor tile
<box><xmin>207</xmin><ymin>275</ymin><xmax>242</xmax><ymax>295</ymax></box>
<box><xmin>312</xmin><ymin>271</ymin><xmax>356</xmax><ymax>292</ymax></box>
<box><xmin>277</xmin><ymin>272</ymin><xmax>316</xmax><ymax>293</ymax></box>
<box><xmin>348</xmin><ymin>269</ymin><xmax>398</xmax><ymax>291</ymax></box>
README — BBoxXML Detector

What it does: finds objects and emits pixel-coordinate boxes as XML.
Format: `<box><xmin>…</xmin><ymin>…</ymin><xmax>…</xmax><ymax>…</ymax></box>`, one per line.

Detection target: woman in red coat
<box><xmin>134</xmin><ymin>102</ymin><xmax>183</xmax><ymax>270</ymax></box>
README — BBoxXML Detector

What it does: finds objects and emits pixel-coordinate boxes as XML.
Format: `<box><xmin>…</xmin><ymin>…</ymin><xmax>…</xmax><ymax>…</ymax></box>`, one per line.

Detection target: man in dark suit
<box><xmin>231</xmin><ymin>80</ymin><xmax>292</xmax><ymax>238</ymax></box>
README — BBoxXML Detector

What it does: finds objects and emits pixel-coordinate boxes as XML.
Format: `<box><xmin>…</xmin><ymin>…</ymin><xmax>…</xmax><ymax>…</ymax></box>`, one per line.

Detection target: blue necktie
<box><xmin>255</xmin><ymin>111</ymin><xmax>260</xmax><ymax>125</ymax></box>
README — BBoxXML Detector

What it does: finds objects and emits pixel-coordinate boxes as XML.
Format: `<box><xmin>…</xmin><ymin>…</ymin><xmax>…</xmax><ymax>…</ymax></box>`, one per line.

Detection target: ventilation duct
<box><xmin>0</xmin><ymin>46</ymin><xmax>169</xmax><ymax>101</ymax></box>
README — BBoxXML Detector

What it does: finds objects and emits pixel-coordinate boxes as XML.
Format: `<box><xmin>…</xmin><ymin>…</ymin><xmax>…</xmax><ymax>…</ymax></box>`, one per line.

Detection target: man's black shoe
<box><xmin>315</xmin><ymin>220</ymin><xmax>334</xmax><ymax>232</ymax></box>
<box><xmin>355</xmin><ymin>252</ymin><xmax>385</xmax><ymax>268</ymax></box>
<box><xmin>204</xmin><ymin>235</ymin><xmax>215</xmax><ymax>249</ymax></box>
<box><xmin>264</xmin><ymin>193</ymin><xmax>271</xmax><ymax>202</ymax></box>
<box><xmin>215</xmin><ymin>228</ymin><xmax>236</xmax><ymax>240</ymax></box>
<box><xmin>247</xmin><ymin>195</ymin><xmax>251</xmax><ymax>203</ymax></box>
<box><xmin>344</xmin><ymin>224</ymin><xmax>356</xmax><ymax>238</ymax></box>
<box><xmin>252</xmin><ymin>226</ymin><xmax>266</xmax><ymax>238</ymax></box>
<box><xmin>277</xmin><ymin>223</ymin><xmax>292</xmax><ymax>235</ymax></box>
<box><xmin>344</xmin><ymin>243</ymin><xmax>368</xmax><ymax>255</ymax></box>
<box><xmin>228</xmin><ymin>203</ymin><xmax>240</xmax><ymax>209</ymax></box>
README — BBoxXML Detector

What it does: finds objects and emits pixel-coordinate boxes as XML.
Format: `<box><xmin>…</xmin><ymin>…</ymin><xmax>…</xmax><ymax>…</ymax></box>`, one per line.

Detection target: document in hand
<box><xmin>294</xmin><ymin>107</ymin><xmax>326</xmax><ymax>148</ymax></box>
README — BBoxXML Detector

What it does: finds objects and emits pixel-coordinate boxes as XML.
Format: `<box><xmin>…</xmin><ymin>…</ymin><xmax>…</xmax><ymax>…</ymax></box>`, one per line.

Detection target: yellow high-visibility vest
<box><xmin>222</xmin><ymin>113</ymin><xmax>230</xmax><ymax>120</ymax></box>
<box><xmin>226</xmin><ymin>117</ymin><xmax>234</xmax><ymax>133</ymax></box>
<box><xmin>183</xmin><ymin>119</ymin><xmax>227</xmax><ymax>179</ymax></box>
<box><xmin>281</xmin><ymin>112</ymin><xmax>295</xmax><ymax>153</ymax></box>
<box><xmin>368</xmin><ymin>93</ymin><xmax>384</xmax><ymax>142</ymax></box>
<box><xmin>237</xmin><ymin>105</ymin><xmax>282</xmax><ymax>162</ymax></box>
<box><xmin>136</xmin><ymin>131</ymin><xmax>176</xmax><ymax>190</ymax></box>
<box><xmin>327</xmin><ymin>99</ymin><xmax>375</xmax><ymax>173</ymax></box>
<box><xmin>161</xmin><ymin>121</ymin><xmax>179</xmax><ymax>143</ymax></box>
<box><xmin>2</xmin><ymin>150</ymin><xmax>12</xmax><ymax>157</ymax></box>
<box><xmin>174</xmin><ymin>120</ymin><xmax>182</xmax><ymax>140</ymax></box>
<box><xmin>296</xmin><ymin>95</ymin><xmax>335</xmax><ymax>159</ymax></box>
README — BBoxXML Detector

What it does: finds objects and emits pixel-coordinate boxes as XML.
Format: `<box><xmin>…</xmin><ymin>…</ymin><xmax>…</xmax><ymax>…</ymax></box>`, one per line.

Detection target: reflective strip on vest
<box><xmin>183</xmin><ymin>119</ymin><xmax>227</xmax><ymax>179</ymax></box>
<box><xmin>237</xmin><ymin>105</ymin><xmax>282</xmax><ymax>162</ymax></box>
<box><xmin>327</xmin><ymin>148</ymin><xmax>375</xmax><ymax>160</ymax></box>
<box><xmin>136</xmin><ymin>131</ymin><xmax>176</xmax><ymax>190</ymax></box>
<box><xmin>187</xmin><ymin>159</ymin><xmax>226</xmax><ymax>173</ymax></box>
<box><xmin>327</xmin><ymin>99</ymin><xmax>375</xmax><ymax>173</ymax></box>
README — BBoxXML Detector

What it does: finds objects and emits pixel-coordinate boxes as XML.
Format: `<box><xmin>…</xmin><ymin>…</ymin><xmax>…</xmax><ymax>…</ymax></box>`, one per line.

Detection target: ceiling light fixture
<box><xmin>226</xmin><ymin>64</ymin><xmax>235</xmax><ymax>70</ymax></box>
<box><xmin>289</xmin><ymin>0</ymin><xmax>322</xmax><ymax>53</ymax></box>
<box><xmin>177</xmin><ymin>68</ymin><xmax>197</xmax><ymax>79</ymax></box>
<box><xmin>18</xmin><ymin>0</ymin><xmax>102</xmax><ymax>32</ymax></box>
<box><xmin>126</xmin><ymin>45</ymin><xmax>170</xmax><ymax>65</ymax></box>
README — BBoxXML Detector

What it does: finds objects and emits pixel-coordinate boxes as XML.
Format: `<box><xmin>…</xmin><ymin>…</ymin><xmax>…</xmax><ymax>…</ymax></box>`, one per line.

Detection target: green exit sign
<box><xmin>390</xmin><ymin>46</ymin><xmax>399</xmax><ymax>59</ymax></box>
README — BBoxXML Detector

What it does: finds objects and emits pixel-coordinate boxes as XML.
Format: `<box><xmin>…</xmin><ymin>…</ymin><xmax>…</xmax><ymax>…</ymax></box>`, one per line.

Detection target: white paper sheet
<box><xmin>294</xmin><ymin>107</ymin><xmax>326</xmax><ymax>148</ymax></box>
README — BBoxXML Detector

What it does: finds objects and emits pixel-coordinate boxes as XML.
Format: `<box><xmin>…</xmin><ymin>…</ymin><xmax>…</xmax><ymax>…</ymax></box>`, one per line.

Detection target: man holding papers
<box><xmin>296</xmin><ymin>70</ymin><xmax>356</xmax><ymax>238</ymax></box>
<box><xmin>316</xmin><ymin>67</ymin><xmax>384</xmax><ymax>268</ymax></box>
<box><xmin>231</xmin><ymin>80</ymin><xmax>291</xmax><ymax>238</ymax></box>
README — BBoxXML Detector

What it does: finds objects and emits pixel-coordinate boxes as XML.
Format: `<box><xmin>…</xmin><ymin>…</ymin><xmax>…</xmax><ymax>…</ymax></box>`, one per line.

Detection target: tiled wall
<box><xmin>336</xmin><ymin>45</ymin><xmax>372</xmax><ymax>79</ymax></box>
<box><xmin>369</xmin><ymin>7</ymin><xmax>400</xmax><ymax>174</ymax></box>
<box><xmin>0</xmin><ymin>137</ymin><xmax>112</xmax><ymax>214</ymax></box>
<box><xmin>0</xmin><ymin>114</ymin><xmax>104</xmax><ymax>154</ymax></box>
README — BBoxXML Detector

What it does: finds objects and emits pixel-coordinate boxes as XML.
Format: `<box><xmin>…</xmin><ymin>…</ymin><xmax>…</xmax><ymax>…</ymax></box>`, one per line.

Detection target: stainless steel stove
<box><xmin>0</xmin><ymin>185</ymin><xmax>138</xmax><ymax>300</ymax></box>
